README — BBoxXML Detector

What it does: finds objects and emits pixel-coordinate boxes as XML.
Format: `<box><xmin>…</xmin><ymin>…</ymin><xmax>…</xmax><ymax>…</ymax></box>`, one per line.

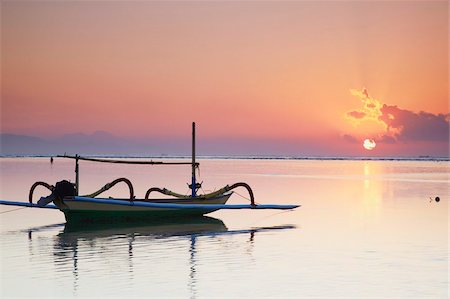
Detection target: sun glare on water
<box><xmin>363</xmin><ymin>139</ymin><xmax>376</xmax><ymax>150</ymax></box>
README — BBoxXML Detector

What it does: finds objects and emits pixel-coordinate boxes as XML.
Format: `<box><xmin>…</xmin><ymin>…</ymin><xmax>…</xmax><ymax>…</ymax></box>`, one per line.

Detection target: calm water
<box><xmin>0</xmin><ymin>158</ymin><xmax>448</xmax><ymax>298</ymax></box>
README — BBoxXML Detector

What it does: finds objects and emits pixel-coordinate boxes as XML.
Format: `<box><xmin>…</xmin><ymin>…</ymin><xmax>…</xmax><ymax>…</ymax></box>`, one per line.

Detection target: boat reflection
<box><xmin>25</xmin><ymin>217</ymin><xmax>295</xmax><ymax>298</ymax></box>
<box><xmin>53</xmin><ymin>216</ymin><xmax>296</xmax><ymax>242</ymax></box>
<box><xmin>60</xmin><ymin>215</ymin><xmax>228</xmax><ymax>236</ymax></box>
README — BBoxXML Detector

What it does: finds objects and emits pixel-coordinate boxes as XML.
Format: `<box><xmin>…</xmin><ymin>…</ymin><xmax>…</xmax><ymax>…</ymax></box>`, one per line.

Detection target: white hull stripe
<box><xmin>65</xmin><ymin>196</ymin><xmax>299</xmax><ymax>210</ymax></box>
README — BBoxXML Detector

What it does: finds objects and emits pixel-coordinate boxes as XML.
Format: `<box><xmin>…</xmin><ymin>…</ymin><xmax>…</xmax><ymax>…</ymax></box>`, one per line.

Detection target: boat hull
<box><xmin>58</xmin><ymin>194</ymin><xmax>232</xmax><ymax>223</ymax></box>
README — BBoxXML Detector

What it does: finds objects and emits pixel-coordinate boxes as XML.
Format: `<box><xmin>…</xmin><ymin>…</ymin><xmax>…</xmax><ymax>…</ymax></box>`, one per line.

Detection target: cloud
<box><xmin>376</xmin><ymin>134</ymin><xmax>397</xmax><ymax>144</ymax></box>
<box><xmin>347</xmin><ymin>111</ymin><xmax>366</xmax><ymax>119</ymax></box>
<box><xmin>345</xmin><ymin>88</ymin><xmax>450</xmax><ymax>143</ymax></box>
<box><xmin>379</xmin><ymin>105</ymin><xmax>449</xmax><ymax>142</ymax></box>
<box><xmin>342</xmin><ymin>134</ymin><xmax>359</xmax><ymax>143</ymax></box>
<box><xmin>345</xmin><ymin>88</ymin><xmax>384</xmax><ymax>128</ymax></box>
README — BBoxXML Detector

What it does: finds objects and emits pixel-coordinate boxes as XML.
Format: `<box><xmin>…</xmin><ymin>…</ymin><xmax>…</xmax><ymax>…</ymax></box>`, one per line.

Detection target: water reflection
<box><xmin>25</xmin><ymin>217</ymin><xmax>295</xmax><ymax>298</ymax></box>
<box><xmin>362</xmin><ymin>162</ymin><xmax>382</xmax><ymax>216</ymax></box>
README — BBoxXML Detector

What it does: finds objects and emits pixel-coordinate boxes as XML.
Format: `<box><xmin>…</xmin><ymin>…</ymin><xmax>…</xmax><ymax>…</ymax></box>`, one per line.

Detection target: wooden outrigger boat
<box><xmin>0</xmin><ymin>123</ymin><xmax>299</xmax><ymax>223</ymax></box>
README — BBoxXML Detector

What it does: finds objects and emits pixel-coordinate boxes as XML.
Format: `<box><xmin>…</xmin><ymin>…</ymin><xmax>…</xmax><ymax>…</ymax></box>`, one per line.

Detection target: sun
<box><xmin>363</xmin><ymin>139</ymin><xmax>376</xmax><ymax>150</ymax></box>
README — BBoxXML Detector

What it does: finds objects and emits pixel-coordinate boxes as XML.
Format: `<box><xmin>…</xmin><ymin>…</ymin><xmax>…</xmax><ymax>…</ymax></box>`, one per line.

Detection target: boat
<box><xmin>0</xmin><ymin>123</ymin><xmax>299</xmax><ymax>223</ymax></box>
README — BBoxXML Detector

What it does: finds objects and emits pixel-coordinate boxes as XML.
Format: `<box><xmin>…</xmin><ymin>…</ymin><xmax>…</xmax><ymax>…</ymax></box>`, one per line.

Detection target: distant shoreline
<box><xmin>0</xmin><ymin>155</ymin><xmax>448</xmax><ymax>162</ymax></box>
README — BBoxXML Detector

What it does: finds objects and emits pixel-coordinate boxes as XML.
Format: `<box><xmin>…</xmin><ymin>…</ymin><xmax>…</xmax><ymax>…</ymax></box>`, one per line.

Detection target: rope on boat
<box><xmin>81</xmin><ymin>178</ymin><xmax>135</xmax><ymax>200</ymax></box>
<box><xmin>233</xmin><ymin>190</ymin><xmax>260</xmax><ymax>205</ymax></box>
<box><xmin>145</xmin><ymin>187</ymin><xmax>190</xmax><ymax>200</ymax></box>
<box><xmin>57</xmin><ymin>154</ymin><xmax>199</xmax><ymax>166</ymax></box>
<box><xmin>144</xmin><ymin>182</ymin><xmax>256</xmax><ymax>207</ymax></box>
<box><xmin>229</xmin><ymin>183</ymin><xmax>255</xmax><ymax>206</ymax></box>
<box><xmin>0</xmin><ymin>207</ymin><xmax>27</xmax><ymax>214</ymax></box>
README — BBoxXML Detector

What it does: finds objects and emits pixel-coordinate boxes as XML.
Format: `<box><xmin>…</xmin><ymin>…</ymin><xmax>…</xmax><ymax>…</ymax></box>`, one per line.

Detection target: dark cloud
<box><xmin>379</xmin><ymin>105</ymin><xmax>449</xmax><ymax>142</ymax></box>
<box><xmin>376</xmin><ymin>134</ymin><xmax>396</xmax><ymax>144</ymax></box>
<box><xmin>342</xmin><ymin>134</ymin><xmax>359</xmax><ymax>143</ymax></box>
<box><xmin>347</xmin><ymin>111</ymin><xmax>366</xmax><ymax>119</ymax></box>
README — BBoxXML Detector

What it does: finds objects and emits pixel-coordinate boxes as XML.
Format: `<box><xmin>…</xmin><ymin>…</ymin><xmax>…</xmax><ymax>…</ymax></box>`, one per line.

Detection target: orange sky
<box><xmin>1</xmin><ymin>1</ymin><xmax>448</xmax><ymax>156</ymax></box>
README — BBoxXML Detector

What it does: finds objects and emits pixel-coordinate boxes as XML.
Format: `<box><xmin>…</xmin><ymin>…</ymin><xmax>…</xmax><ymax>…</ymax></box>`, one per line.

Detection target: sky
<box><xmin>1</xmin><ymin>1</ymin><xmax>448</xmax><ymax>157</ymax></box>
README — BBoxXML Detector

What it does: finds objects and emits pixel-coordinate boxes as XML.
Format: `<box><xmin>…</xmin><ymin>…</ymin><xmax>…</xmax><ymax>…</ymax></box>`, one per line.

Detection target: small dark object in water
<box><xmin>430</xmin><ymin>196</ymin><xmax>441</xmax><ymax>203</ymax></box>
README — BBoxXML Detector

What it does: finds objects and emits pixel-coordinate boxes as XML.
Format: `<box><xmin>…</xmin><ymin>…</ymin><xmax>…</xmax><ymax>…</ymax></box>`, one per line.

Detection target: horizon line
<box><xmin>1</xmin><ymin>154</ymin><xmax>448</xmax><ymax>162</ymax></box>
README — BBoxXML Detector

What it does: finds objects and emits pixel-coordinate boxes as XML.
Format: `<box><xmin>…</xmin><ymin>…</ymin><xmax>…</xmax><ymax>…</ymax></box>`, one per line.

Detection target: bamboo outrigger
<box><xmin>0</xmin><ymin>123</ymin><xmax>299</xmax><ymax>223</ymax></box>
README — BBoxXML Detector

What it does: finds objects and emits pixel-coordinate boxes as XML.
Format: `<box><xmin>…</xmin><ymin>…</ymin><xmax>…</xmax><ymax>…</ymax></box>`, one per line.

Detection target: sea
<box><xmin>0</xmin><ymin>157</ymin><xmax>448</xmax><ymax>298</ymax></box>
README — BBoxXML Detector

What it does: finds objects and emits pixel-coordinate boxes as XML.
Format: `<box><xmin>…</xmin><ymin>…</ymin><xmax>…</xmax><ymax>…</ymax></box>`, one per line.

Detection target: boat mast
<box><xmin>75</xmin><ymin>154</ymin><xmax>79</xmax><ymax>195</ymax></box>
<box><xmin>191</xmin><ymin>122</ymin><xmax>197</xmax><ymax>198</ymax></box>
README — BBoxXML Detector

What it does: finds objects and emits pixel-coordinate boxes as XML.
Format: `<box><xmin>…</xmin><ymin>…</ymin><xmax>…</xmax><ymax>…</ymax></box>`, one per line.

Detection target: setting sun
<box><xmin>363</xmin><ymin>139</ymin><xmax>376</xmax><ymax>151</ymax></box>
